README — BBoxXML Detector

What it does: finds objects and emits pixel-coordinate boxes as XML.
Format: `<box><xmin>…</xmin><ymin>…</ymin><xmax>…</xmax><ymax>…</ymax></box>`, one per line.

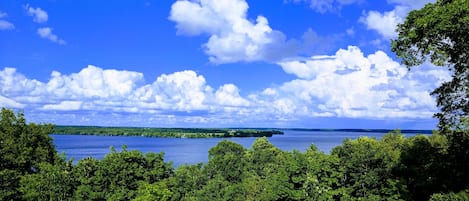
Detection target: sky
<box><xmin>0</xmin><ymin>0</ymin><xmax>449</xmax><ymax>129</ymax></box>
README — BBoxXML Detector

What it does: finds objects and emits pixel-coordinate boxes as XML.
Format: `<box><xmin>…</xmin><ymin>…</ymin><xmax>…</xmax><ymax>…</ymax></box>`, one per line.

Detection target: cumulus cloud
<box><xmin>0</xmin><ymin>11</ymin><xmax>14</xmax><ymax>30</ymax></box>
<box><xmin>274</xmin><ymin>46</ymin><xmax>450</xmax><ymax>118</ymax></box>
<box><xmin>361</xmin><ymin>6</ymin><xmax>408</xmax><ymax>39</ymax></box>
<box><xmin>287</xmin><ymin>0</ymin><xmax>362</xmax><ymax>13</ymax></box>
<box><xmin>215</xmin><ymin>84</ymin><xmax>249</xmax><ymax>107</ymax></box>
<box><xmin>0</xmin><ymin>53</ymin><xmax>450</xmax><ymax>126</ymax></box>
<box><xmin>0</xmin><ymin>65</ymin><xmax>217</xmax><ymax>113</ymax></box>
<box><xmin>169</xmin><ymin>0</ymin><xmax>298</xmax><ymax>63</ymax></box>
<box><xmin>37</xmin><ymin>27</ymin><xmax>66</xmax><ymax>45</ymax></box>
<box><xmin>0</xmin><ymin>95</ymin><xmax>24</xmax><ymax>108</ymax></box>
<box><xmin>361</xmin><ymin>0</ymin><xmax>435</xmax><ymax>39</ymax></box>
<box><xmin>42</xmin><ymin>101</ymin><xmax>82</xmax><ymax>111</ymax></box>
<box><xmin>387</xmin><ymin>0</ymin><xmax>433</xmax><ymax>9</ymax></box>
<box><xmin>135</xmin><ymin>70</ymin><xmax>212</xmax><ymax>111</ymax></box>
<box><xmin>25</xmin><ymin>4</ymin><xmax>48</xmax><ymax>23</ymax></box>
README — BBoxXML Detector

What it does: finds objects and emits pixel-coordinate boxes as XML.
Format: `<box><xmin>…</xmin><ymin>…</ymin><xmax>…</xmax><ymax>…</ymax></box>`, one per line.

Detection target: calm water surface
<box><xmin>51</xmin><ymin>130</ymin><xmax>420</xmax><ymax>166</ymax></box>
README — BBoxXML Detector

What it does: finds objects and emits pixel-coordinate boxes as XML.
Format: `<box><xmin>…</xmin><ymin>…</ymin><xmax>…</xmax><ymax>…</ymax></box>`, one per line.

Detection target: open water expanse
<box><xmin>51</xmin><ymin>130</ymin><xmax>430</xmax><ymax>167</ymax></box>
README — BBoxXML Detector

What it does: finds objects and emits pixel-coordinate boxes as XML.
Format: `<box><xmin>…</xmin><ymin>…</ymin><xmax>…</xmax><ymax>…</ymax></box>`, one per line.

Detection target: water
<box><xmin>51</xmin><ymin>130</ymin><xmax>425</xmax><ymax>167</ymax></box>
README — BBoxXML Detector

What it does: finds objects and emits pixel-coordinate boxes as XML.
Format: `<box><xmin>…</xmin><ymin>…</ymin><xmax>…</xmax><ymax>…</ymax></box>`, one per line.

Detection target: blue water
<box><xmin>51</xmin><ymin>130</ymin><xmax>423</xmax><ymax>167</ymax></box>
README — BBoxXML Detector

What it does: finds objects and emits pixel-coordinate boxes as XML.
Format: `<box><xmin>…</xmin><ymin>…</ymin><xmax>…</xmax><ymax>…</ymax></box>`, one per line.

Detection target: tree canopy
<box><xmin>391</xmin><ymin>0</ymin><xmax>469</xmax><ymax>130</ymax></box>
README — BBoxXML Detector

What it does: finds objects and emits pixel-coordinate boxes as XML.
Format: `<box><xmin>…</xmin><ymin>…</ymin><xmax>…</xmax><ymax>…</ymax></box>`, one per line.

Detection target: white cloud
<box><xmin>136</xmin><ymin>70</ymin><xmax>212</xmax><ymax>111</ymax></box>
<box><xmin>288</xmin><ymin>0</ymin><xmax>362</xmax><ymax>13</ymax></box>
<box><xmin>46</xmin><ymin>65</ymin><xmax>143</xmax><ymax>99</ymax></box>
<box><xmin>0</xmin><ymin>67</ymin><xmax>44</xmax><ymax>97</ymax></box>
<box><xmin>0</xmin><ymin>95</ymin><xmax>24</xmax><ymax>108</ymax></box>
<box><xmin>0</xmin><ymin>20</ymin><xmax>14</xmax><ymax>30</ymax></box>
<box><xmin>387</xmin><ymin>0</ymin><xmax>434</xmax><ymax>9</ymax></box>
<box><xmin>273</xmin><ymin>46</ymin><xmax>450</xmax><ymax>118</ymax></box>
<box><xmin>361</xmin><ymin>6</ymin><xmax>408</xmax><ymax>39</ymax></box>
<box><xmin>361</xmin><ymin>1</ymin><xmax>435</xmax><ymax>39</ymax></box>
<box><xmin>42</xmin><ymin>101</ymin><xmax>82</xmax><ymax>111</ymax></box>
<box><xmin>215</xmin><ymin>84</ymin><xmax>249</xmax><ymax>107</ymax></box>
<box><xmin>169</xmin><ymin>0</ymin><xmax>297</xmax><ymax>63</ymax></box>
<box><xmin>25</xmin><ymin>4</ymin><xmax>48</xmax><ymax>23</ymax></box>
<box><xmin>0</xmin><ymin>11</ymin><xmax>14</xmax><ymax>30</ymax></box>
<box><xmin>37</xmin><ymin>27</ymin><xmax>66</xmax><ymax>45</ymax></box>
<box><xmin>0</xmin><ymin>52</ymin><xmax>450</xmax><ymax>126</ymax></box>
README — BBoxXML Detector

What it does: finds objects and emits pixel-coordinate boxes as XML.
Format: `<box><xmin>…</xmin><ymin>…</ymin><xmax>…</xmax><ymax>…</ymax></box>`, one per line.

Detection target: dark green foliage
<box><xmin>207</xmin><ymin>140</ymin><xmax>246</xmax><ymax>182</ymax></box>
<box><xmin>73</xmin><ymin>147</ymin><xmax>173</xmax><ymax>201</ymax></box>
<box><xmin>392</xmin><ymin>0</ymin><xmax>469</xmax><ymax>129</ymax></box>
<box><xmin>0</xmin><ymin>108</ymin><xmax>57</xmax><ymax>200</ymax></box>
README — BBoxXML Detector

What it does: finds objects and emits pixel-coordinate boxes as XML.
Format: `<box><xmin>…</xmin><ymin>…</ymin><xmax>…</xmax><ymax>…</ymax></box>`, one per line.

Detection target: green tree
<box><xmin>133</xmin><ymin>180</ymin><xmax>173</xmax><ymax>201</ymax></box>
<box><xmin>206</xmin><ymin>140</ymin><xmax>246</xmax><ymax>183</ymax></box>
<box><xmin>19</xmin><ymin>157</ymin><xmax>76</xmax><ymax>201</ymax></box>
<box><xmin>397</xmin><ymin>134</ymin><xmax>448</xmax><ymax>201</ymax></box>
<box><xmin>0</xmin><ymin>108</ymin><xmax>57</xmax><ymax>200</ymax></box>
<box><xmin>429</xmin><ymin>189</ymin><xmax>469</xmax><ymax>201</ymax></box>
<box><xmin>391</xmin><ymin>0</ymin><xmax>469</xmax><ymax>129</ymax></box>
<box><xmin>72</xmin><ymin>157</ymin><xmax>101</xmax><ymax>201</ymax></box>
<box><xmin>331</xmin><ymin>137</ymin><xmax>406</xmax><ymax>200</ymax></box>
<box><xmin>169</xmin><ymin>163</ymin><xmax>206</xmax><ymax>201</ymax></box>
<box><xmin>303</xmin><ymin>144</ymin><xmax>345</xmax><ymax>200</ymax></box>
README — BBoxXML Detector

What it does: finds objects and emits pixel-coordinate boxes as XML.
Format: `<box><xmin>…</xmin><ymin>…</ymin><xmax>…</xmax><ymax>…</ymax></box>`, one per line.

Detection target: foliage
<box><xmin>392</xmin><ymin>0</ymin><xmax>469</xmax><ymax>129</ymax></box>
<box><xmin>0</xmin><ymin>108</ymin><xmax>57</xmax><ymax>200</ymax></box>
<box><xmin>3</xmin><ymin>107</ymin><xmax>469</xmax><ymax>201</ymax></box>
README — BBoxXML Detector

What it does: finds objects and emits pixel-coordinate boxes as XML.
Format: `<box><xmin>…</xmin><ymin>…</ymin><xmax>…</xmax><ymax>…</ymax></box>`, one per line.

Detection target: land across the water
<box><xmin>284</xmin><ymin>128</ymin><xmax>433</xmax><ymax>134</ymax></box>
<box><xmin>53</xmin><ymin>126</ymin><xmax>284</xmax><ymax>138</ymax></box>
<box><xmin>54</xmin><ymin>126</ymin><xmax>433</xmax><ymax>138</ymax></box>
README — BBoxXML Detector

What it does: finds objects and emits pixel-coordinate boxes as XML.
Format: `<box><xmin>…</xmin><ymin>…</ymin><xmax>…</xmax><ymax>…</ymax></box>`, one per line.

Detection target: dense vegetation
<box><xmin>1</xmin><ymin>108</ymin><xmax>469</xmax><ymax>201</ymax></box>
<box><xmin>53</xmin><ymin>126</ymin><xmax>283</xmax><ymax>138</ymax></box>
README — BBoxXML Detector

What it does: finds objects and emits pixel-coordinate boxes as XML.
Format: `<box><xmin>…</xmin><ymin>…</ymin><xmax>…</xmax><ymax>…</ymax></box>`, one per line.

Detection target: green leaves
<box><xmin>392</xmin><ymin>0</ymin><xmax>469</xmax><ymax>129</ymax></box>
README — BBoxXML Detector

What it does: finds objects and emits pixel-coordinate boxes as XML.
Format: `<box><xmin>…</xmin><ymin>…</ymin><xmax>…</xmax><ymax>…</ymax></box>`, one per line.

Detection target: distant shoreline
<box><xmin>282</xmin><ymin>128</ymin><xmax>433</xmax><ymax>134</ymax></box>
<box><xmin>53</xmin><ymin>125</ymin><xmax>433</xmax><ymax>138</ymax></box>
<box><xmin>53</xmin><ymin>126</ymin><xmax>284</xmax><ymax>138</ymax></box>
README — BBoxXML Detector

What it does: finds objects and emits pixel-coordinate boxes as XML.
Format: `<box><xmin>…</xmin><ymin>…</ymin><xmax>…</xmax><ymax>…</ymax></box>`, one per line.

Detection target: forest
<box><xmin>53</xmin><ymin>126</ymin><xmax>283</xmax><ymax>138</ymax></box>
<box><xmin>1</xmin><ymin>108</ymin><xmax>468</xmax><ymax>201</ymax></box>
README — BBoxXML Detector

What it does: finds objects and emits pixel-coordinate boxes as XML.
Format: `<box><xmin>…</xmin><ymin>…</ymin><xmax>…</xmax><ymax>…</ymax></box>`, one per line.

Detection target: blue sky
<box><xmin>0</xmin><ymin>0</ymin><xmax>449</xmax><ymax>129</ymax></box>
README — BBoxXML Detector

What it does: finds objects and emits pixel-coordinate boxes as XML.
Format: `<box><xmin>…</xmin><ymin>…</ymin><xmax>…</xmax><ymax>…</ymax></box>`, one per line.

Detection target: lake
<box><xmin>51</xmin><ymin>130</ymin><xmax>428</xmax><ymax>167</ymax></box>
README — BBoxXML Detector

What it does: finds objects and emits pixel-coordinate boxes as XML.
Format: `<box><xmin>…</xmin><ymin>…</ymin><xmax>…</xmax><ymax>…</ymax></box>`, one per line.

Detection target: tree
<box><xmin>331</xmin><ymin>137</ymin><xmax>406</xmax><ymax>200</ymax></box>
<box><xmin>19</xmin><ymin>157</ymin><xmax>76</xmax><ymax>201</ymax></box>
<box><xmin>206</xmin><ymin>140</ymin><xmax>246</xmax><ymax>183</ymax></box>
<box><xmin>391</xmin><ymin>0</ymin><xmax>469</xmax><ymax>129</ymax></box>
<box><xmin>0</xmin><ymin>108</ymin><xmax>57</xmax><ymax>200</ymax></box>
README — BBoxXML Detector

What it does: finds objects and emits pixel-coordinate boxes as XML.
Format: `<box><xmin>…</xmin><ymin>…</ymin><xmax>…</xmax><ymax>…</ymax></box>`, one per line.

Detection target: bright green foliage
<box><xmin>68</xmin><ymin>145</ymin><xmax>173</xmax><ymax>201</ymax></box>
<box><xmin>133</xmin><ymin>180</ymin><xmax>173</xmax><ymax>201</ymax></box>
<box><xmin>392</xmin><ymin>0</ymin><xmax>469</xmax><ymax>129</ymax></box>
<box><xmin>429</xmin><ymin>189</ymin><xmax>469</xmax><ymax>201</ymax></box>
<box><xmin>73</xmin><ymin>157</ymin><xmax>101</xmax><ymax>201</ymax></box>
<box><xmin>19</xmin><ymin>157</ymin><xmax>76</xmax><ymax>201</ymax></box>
<box><xmin>169</xmin><ymin>163</ymin><xmax>205</xmax><ymax>201</ymax></box>
<box><xmin>331</xmin><ymin>136</ymin><xmax>406</xmax><ymax>200</ymax></box>
<box><xmin>303</xmin><ymin>144</ymin><xmax>344</xmax><ymax>200</ymax></box>
<box><xmin>207</xmin><ymin>140</ymin><xmax>246</xmax><ymax>182</ymax></box>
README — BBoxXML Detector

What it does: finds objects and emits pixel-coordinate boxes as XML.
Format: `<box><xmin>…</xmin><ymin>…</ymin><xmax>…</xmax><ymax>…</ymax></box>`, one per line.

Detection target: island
<box><xmin>53</xmin><ymin>126</ymin><xmax>284</xmax><ymax>138</ymax></box>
